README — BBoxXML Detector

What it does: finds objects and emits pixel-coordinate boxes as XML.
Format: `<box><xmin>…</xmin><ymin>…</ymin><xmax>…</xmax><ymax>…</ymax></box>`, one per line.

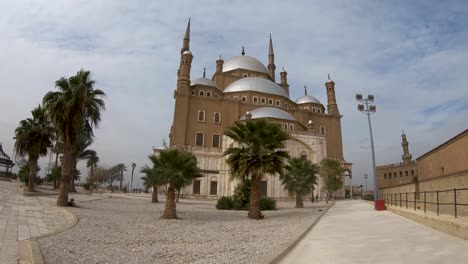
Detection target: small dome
<box><xmin>240</xmin><ymin>107</ymin><xmax>295</xmax><ymax>121</ymax></box>
<box><xmin>224</xmin><ymin>77</ymin><xmax>289</xmax><ymax>98</ymax></box>
<box><xmin>295</xmin><ymin>95</ymin><xmax>322</xmax><ymax>105</ymax></box>
<box><xmin>183</xmin><ymin>50</ymin><xmax>192</xmax><ymax>55</ymax></box>
<box><xmin>191</xmin><ymin>78</ymin><xmax>219</xmax><ymax>88</ymax></box>
<box><xmin>223</xmin><ymin>55</ymin><xmax>269</xmax><ymax>73</ymax></box>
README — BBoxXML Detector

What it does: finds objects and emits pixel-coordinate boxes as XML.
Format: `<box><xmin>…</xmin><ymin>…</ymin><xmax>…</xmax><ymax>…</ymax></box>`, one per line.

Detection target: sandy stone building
<box><xmin>377</xmin><ymin>129</ymin><xmax>468</xmax><ymax>215</ymax></box>
<box><xmin>156</xmin><ymin>19</ymin><xmax>352</xmax><ymax>199</ymax></box>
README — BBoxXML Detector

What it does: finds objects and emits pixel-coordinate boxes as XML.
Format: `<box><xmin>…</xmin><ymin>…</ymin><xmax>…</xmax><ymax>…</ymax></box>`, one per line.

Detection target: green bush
<box><xmin>260</xmin><ymin>197</ymin><xmax>277</xmax><ymax>210</ymax></box>
<box><xmin>216</xmin><ymin>196</ymin><xmax>233</xmax><ymax>210</ymax></box>
<box><xmin>232</xmin><ymin>180</ymin><xmax>251</xmax><ymax>208</ymax></box>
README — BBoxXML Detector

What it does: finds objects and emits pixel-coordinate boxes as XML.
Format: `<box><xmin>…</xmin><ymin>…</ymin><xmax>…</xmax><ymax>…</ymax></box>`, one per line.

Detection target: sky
<box><xmin>0</xmin><ymin>0</ymin><xmax>467</xmax><ymax>189</ymax></box>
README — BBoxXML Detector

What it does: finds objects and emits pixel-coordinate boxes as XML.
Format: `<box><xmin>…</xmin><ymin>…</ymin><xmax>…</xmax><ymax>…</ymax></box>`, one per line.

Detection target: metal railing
<box><xmin>379</xmin><ymin>188</ymin><xmax>468</xmax><ymax>218</ymax></box>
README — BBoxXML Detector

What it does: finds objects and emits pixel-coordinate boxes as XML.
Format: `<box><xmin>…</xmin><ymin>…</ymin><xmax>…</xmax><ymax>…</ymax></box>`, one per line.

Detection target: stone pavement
<box><xmin>280</xmin><ymin>200</ymin><xmax>468</xmax><ymax>264</ymax></box>
<box><xmin>0</xmin><ymin>181</ymin><xmax>75</xmax><ymax>264</ymax></box>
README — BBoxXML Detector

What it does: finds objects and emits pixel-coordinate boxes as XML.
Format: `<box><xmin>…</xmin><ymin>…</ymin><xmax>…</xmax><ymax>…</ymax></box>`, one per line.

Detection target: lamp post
<box><xmin>364</xmin><ymin>173</ymin><xmax>368</xmax><ymax>194</ymax></box>
<box><xmin>356</xmin><ymin>94</ymin><xmax>378</xmax><ymax>206</ymax></box>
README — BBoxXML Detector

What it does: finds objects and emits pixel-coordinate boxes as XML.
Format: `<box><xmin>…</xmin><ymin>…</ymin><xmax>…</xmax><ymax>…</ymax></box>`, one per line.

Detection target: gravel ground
<box><xmin>39</xmin><ymin>196</ymin><xmax>329</xmax><ymax>264</ymax></box>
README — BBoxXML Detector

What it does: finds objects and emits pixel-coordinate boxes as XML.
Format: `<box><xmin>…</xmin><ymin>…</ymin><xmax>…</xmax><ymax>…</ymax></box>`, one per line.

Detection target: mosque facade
<box><xmin>156</xmin><ymin>19</ymin><xmax>352</xmax><ymax>199</ymax></box>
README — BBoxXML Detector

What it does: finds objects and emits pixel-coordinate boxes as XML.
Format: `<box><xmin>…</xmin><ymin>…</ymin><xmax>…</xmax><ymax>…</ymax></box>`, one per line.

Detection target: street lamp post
<box><xmin>356</xmin><ymin>94</ymin><xmax>378</xmax><ymax>207</ymax></box>
<box><xmin>364</xmin><ymin>173</ymin><xmax>368</xmax><ymax>194</ymax></box>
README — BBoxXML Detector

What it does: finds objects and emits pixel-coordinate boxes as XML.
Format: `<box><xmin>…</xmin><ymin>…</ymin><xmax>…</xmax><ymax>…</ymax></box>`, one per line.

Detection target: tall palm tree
<box><xmin>157</xmin><ymin>149</ymin><xmax>201</xmax><ymax>219</ymax></box>
<box><xmin>116</xmin><ymin>163</ymin><xmax>127</xmax><ymax>191</ymax></box>
<box><xmin>43</xmin><ymin>69</ymin><xmax>105</xmax><ymax>206</ymax></box>
<box><xmin>14</xmin><ymin>105</ymin><xmax>53</xmax><ymax>192</ymax></box>
<box><xmin>282</xmin><ymin>158</ymin><xmax>319</xmax><ymax>208</ymax></box>
<box><xmin>86</xmin><ymin>152</ymin><xmax>99</xmax><ymax>195</ymax></box>
<box><xmin>224</xmin><ymin>119</ymin><xmax>290</xmax><ymax>219</ymax></box>
<box><xmin>71</xmin><ymin>128</ymin><xmax>95</xmax><ymax>193</ymax></box>
<box><xmin>141</xmin><ymin>155</ymin><xmax>163</xmax><ymax>203</ymax></box>
<box><xmin>130</xmin><ymin>162</ymin><xmax>136</xmax><ymax>191</ymax></box>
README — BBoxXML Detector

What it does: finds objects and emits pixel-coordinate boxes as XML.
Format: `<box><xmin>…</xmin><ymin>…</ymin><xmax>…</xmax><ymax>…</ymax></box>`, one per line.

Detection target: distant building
<box><xmin>377</xmin><ymin>129</ymin><xmax>468</xmax><ymax>194</ymax></box>
<box><xmin>155</xmin><ymin>19</ymin><xmax>352</xmax><ymax>200</ymax></box>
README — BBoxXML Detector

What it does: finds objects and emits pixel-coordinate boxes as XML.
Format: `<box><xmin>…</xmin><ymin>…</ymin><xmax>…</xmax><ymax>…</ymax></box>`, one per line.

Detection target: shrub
<box><xmin>232</xmin><ymin>180</ymin><xmax>251</xmax><ymax>208</ymax></box>
<box><xmin>260</xmin><ymin>197</ymin><xmax>277</xmax><ymax>210</ymax></box>
<box><xmin>216</xmin><ymin>196</ymin><xmax>233</xmax><ymax>210</ymax></box>
<box><xmin>82</xmin><ymin>182</ymin><xmax>90</xmax><ymax>190</ymax></box>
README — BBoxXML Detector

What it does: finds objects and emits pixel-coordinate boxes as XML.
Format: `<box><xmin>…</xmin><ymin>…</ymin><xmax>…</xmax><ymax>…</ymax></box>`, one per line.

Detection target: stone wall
<box><xmin>380</xmin><ymin>171</ymin><xmax>468</xmax><ymax>217</ymax></box>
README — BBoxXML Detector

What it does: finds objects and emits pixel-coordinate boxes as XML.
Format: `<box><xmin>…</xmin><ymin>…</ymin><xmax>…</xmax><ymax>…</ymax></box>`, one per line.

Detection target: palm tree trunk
<box><xmin>53</xmin><ymin>151</ymin><xmax>59</xmax><ymax>189</ymax></box>
<box><xmin>69</xmin><ymin>157</ymin><xmax>77</xmax><ymax>193</ymax></box>
<box><xmin>152</xmin><ymin>186</ymin><xmax>158</xmax><ymax>203</ymax></box>
<box><xmin>57</xmin><ymin>137</ymin><xmax>71</xmax><ymax>207</ymax></box>
<box><xmin>176</xmin><ymin>189</ymin><xmax>180</xmax><ymax>202</ymax></box>
<box><xmin>162</xmin><ymin>184</ymin><xmax>177</xmax><ymax>219</ymax></box>
<box><xmin>248</xmin><ymin>174</ymin><xmax>263</xmax><ymax>219</ymax></box>
<box><xmin>28</xmin><ymin>156</ymin><xmax>38</xmax><ymax>192</ymax></box>
<box><xmin>89</xmin><ymin>165</ymin><xmax>94</xmax><ymax>196</ymax></box>
<box><xmin>295</xmin><ymin>193</ymin><xmax>304</xmax><ymax>208</ymax></box>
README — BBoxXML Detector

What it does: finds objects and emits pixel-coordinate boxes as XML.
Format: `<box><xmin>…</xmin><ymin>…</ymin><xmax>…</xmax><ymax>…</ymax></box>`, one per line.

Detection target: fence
<box><xmin>379</xmin><ymin>188</ymin><xmax>468</xmax><ymax>218</ymax></box>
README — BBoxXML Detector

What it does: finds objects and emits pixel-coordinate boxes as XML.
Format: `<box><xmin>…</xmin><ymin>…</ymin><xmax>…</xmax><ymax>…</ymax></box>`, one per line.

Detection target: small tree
<box><xmin>157</xmin><ymin>149</ymin><xmax>201</xmax><ymax>219</ymax></box>
<box><xmin>320</xmin><ymin>158</ymin><xmax>344</xmax><ymax>203</ymax></box>
<box><xmin>141</xmin><ymin>155</ymin><xmax>163</xmax><ymax>203</ymax></box>
<box><xmin>14</xmin><ymin>105</ymin><xmax>53</xmax><ymax>192</ymax></box>
<box><xmin>282</xmin><ymin>158</ymin><xmax>319</xmax><ymax>208</ymax></box>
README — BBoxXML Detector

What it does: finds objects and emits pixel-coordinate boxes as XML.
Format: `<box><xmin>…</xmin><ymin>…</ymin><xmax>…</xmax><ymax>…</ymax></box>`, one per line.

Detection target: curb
<box><xmin>265</xmin><ymin>202</ymin><xmax>335</xmax><ymax>264</ymax></box>
<box><xmin>26</xmin><ymin>206</ymin><xmax>79</xmax><ymax>264</ymax></box>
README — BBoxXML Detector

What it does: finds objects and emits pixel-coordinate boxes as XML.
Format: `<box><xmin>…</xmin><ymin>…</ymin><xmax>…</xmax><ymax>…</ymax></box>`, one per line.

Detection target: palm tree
<box><xmin>43</xmin><ymin>69</ymin><xmax>105</xmax><ymax>206</ymax></box>
<box><xmin>282</xmin><ymin>158</ymin><xmax>319</xmax><ymax>208</ymax></box>
<box><xmin>116</xmin><ymin>163</ymin><xmax>127</xmax><ymax>191</ymax></box>
<box><xmin>71</xmin><ymin>128</ymin><xmax>95</xmax><ymax>193</ymax></box>
<box><xmin>86</xmin><ymin>152</ymin><xmax>99</xmax><ymax>195</ymax></box>
<box><xmin>224</xmin><ymin>119</ymin><xmax>290</xmax><ymax>219</ymax></box>
<box><xmin>141</xmin><ymin>155</ymin><xmax>163</xmax><ymax>203</ymax></box>
<box><xmin>14</xmin><ymin>105</ymin><xmax>53</xmax><ymax>192</ymax></box>
<box><xmin>157</xmin><ymin>149</ymin><xmax>201</xmax><ymax>219</ymax></box>
<box><xmin>130</xmin><ymin>162</ymin><xmax>136</xmax><ymax>191</ymax></box>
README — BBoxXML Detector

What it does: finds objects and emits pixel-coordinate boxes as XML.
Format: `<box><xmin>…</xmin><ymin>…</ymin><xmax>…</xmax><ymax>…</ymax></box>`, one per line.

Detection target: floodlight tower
<box><xmin>356</xmin><ymin>94</ymin><xmax>378</xmax><ymax>205</ymax></box>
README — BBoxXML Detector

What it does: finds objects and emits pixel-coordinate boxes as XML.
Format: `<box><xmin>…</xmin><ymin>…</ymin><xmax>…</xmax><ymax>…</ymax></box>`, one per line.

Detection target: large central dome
<box><xmin>223</xmin><ymin>77</ymin><xmax>289</xmax><ymax>98</ymax></box>
<box><xmin>223</xmin><ymin>55</ymin><xmax>269</xmax><ymax>73</ymax></box>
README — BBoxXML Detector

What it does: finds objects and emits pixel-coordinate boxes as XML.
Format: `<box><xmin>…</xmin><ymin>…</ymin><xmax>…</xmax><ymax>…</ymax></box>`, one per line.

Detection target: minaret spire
<box><xmin>181</xmin><ymin>17</ymin><xmax>191</xmax><ymax>54</ymax></box>
<box><xmin>401</xmin><ymin>130</ymin><xmax>412</xmax><ymax>164</ymax></box>
<box><xmin>268</xmin><ymin>34</ymin><xmax>276</xmax><ymax>82</ymax></box>
<box><xmin>203</xmin><ymin>67</ymin><xmax>206</xmax><ymax>78</ymax></box>
<box><xmin>304</xmin><ymin>85</ymin><xmax>308</xmax><ymax>95</ymax></box>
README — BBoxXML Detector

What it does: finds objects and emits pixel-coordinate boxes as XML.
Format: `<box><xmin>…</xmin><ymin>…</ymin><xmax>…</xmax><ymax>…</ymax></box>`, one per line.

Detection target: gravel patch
<box><xmin>39</xmin><ymin>197</ymin><xmax>329</xmax><ymax>264</ymax></box>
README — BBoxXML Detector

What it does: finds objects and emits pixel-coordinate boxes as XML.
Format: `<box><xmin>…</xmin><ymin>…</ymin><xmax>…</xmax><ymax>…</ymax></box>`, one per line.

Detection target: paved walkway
<box><xmin>0</xmin><ymin>181</ymin><xmax>75</xmax><ymax>264</ymax></box>
<box><xmin>280</xmin><ymin>200</ymin><xmax>468</xmax><ymax>264</ymax></box>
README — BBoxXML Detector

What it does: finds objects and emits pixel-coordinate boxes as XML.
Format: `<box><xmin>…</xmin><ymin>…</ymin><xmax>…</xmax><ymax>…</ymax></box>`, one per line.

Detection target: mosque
<box><xmin>155</xmin><ymin>19</ymin><xmax>352</xmax><ymax>199</ymax></box>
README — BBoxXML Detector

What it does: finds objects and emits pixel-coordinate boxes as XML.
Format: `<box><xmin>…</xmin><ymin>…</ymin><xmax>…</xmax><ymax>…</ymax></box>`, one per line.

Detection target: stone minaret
<box><xmin>171</xmin><ymin>19</ymin><xmax>192</xmax><ymax>147</ymax></box>
<box><xmin>325</xmin><ymin>74</ymin><xmax>340</xmax><ymax>116</ymax></box>
<box><xmin>180</xmin><ymin>18</ymin><xmax>190</xmax><ymax>54</ymax></box>
<box><xmin>279</xmin><ymin>67</ymin><xmax>289</xmax><ymax>95</ymax></box>
<box><xmin>268</xmin><ymin>34</ymin><xmax>276</xmax><ymax>82</ymax></box>
<box><xmin>177</xmin><ymin>18</ymin><xmax>192</xmax><ymax>93</ymax></box>
<box><xmin>401</xmin><ymin>130</ymin><xmax>412</xmax><ymax>164</ymax></box>
<box><xmin>216</xmin><ymin>55</ymin><xmax>224</xmax><ymax>73</ymax></box>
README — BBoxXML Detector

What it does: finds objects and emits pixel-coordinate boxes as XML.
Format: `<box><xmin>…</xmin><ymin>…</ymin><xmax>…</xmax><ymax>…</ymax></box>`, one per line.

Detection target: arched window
<box><xmin>411</xmin><ymin>170</ymin><xmax>414</xmax><ymax>176</ymax></box>
<box><xmin>214</xmin><ymin>112</ymin><xmax>221</xmax><ymax>124</ymax></box>
<box><xmin>399</xmin><ymin>171</ymin><xmax>402</xmax><ymax>177</ymax></box>
<box><xmin>268</xmin><ymin>99</ymin><xmax>273</xmax><ymax>105</ymax></box>
<box><xmin>261</xmin><ymin>98</ymin><xmax>266</xmax><ymax>104</ymax></box>
<box><xmin>320</xmin><ymin>126</ymin><xmax>326</xmax><ymax>135</ymax></box>
<box><xmin>198</xmin><ymin>111</ymin><xmax>205</xmax><ymax>122</ymax></box>
<box><xmin>289</xmin><ymin>124</ymin><xmax>294</xmax><ymax>130</ymax></box>
<box><xmin>394</xmin><ymin>172</ymin><xmax>397</xmax><ymax>178</ymax></box>
<box><xmin>313</xmin><ymin>108</ymin><xmax>316</xmax><ymax>112</ymax></box>
<box><xmin>199</xmin><ymin>90</ymin><xmax>205</xmax><ymax>96</ymax></box>
<box><xmin>384</xmin><ymin>173</ymin><xmax>387</xmax><ymax>179</ymax></box>
<box><xmin>241</xmin><ymin>96</ymin><xmax>247</xmax><ymax>102</ymax></box>
<box><xmin>300</xmin><ymin>151</ymin><xmax>307</xmax><ymax>160</ymax></box>
<box><xmin>206</xmin><ymin>91</ymin><xmax>212</xmax><ymax>97</ymax></box>
<box><xmin>276</xmin><ymin>100</ymin><xmax>280</xmax><ymax>106</ymax></box>
<box><xmin>405</xmin><ymin>171</ymin><xmax>408</xmax><ymax>176</ymax></box>
<box><xmin>253</xmin><ymin>96</ymin><xmax>258</xmax><ymax>103</ymax></box>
